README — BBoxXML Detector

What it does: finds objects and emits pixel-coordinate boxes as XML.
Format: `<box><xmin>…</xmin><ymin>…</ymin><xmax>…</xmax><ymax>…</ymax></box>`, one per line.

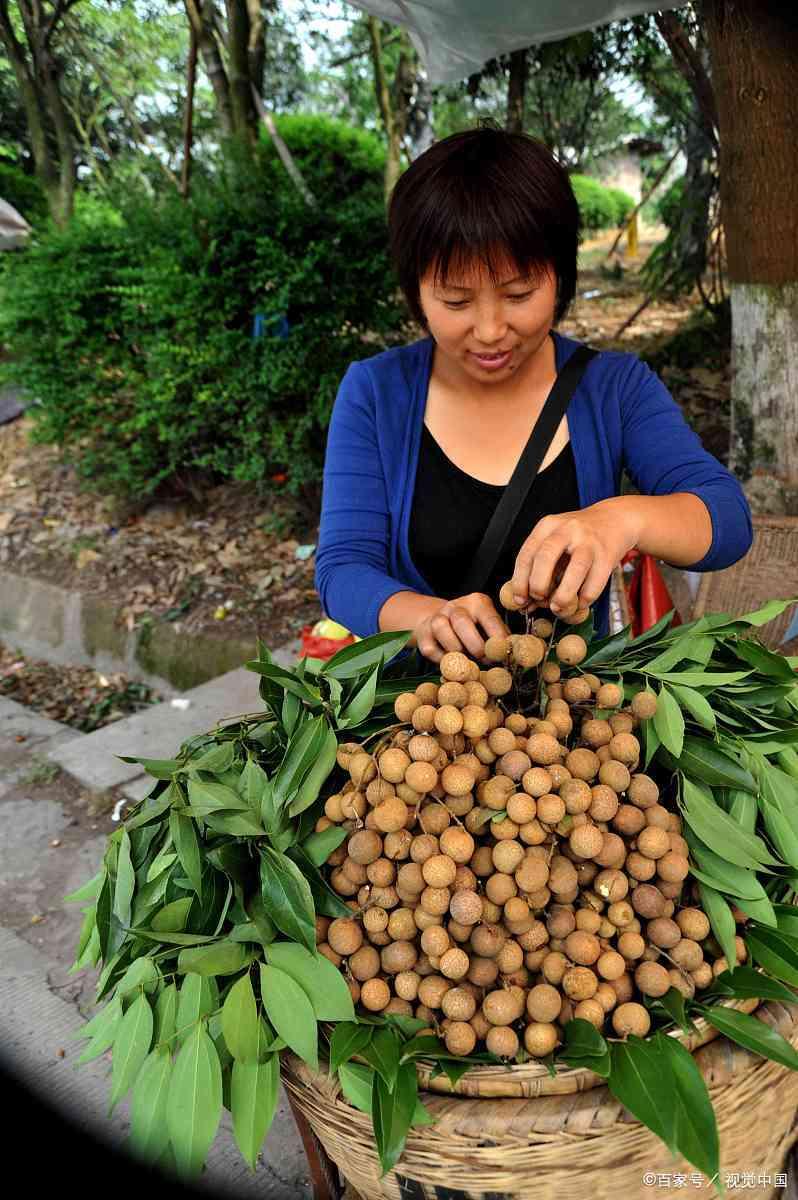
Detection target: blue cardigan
<box><xmin>315</xmin><ymin>330</ymin><xmax>753</xmax><ymax>639</ymax></box>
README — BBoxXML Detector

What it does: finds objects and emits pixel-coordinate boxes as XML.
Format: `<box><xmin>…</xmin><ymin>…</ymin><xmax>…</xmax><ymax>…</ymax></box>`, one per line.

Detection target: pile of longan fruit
<box><xmin>313</xmin><ymin>614</ymin><xmax>746</xmax><ymax>1063</ymax></box>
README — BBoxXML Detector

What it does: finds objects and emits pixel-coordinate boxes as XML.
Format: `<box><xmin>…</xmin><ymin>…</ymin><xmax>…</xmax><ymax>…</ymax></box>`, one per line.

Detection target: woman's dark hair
<box><xmin>388</xmin><ymin>123</ymin><xmax>581</xmax><ymax>328</ymax></box>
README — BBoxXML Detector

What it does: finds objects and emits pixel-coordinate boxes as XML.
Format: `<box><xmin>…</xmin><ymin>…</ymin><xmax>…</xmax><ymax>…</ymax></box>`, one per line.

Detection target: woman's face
<box><xmin>418</xmin><ymin>256</ymin><xmax>559</xmax><ymax>386</ymax></box>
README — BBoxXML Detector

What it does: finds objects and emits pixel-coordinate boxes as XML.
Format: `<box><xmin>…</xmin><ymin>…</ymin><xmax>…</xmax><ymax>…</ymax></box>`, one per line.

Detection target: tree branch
<box><xmin>654</xmin><ymin>12</ymin><xmax>719</xmax><ymax>146</ymax></box>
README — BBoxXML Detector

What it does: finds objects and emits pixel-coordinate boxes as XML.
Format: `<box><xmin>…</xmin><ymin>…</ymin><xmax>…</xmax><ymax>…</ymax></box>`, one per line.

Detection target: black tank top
<box><xmin>408</xmin><ymin>426</ymin><xmax>580</xmax><ymax>626</ymax></box>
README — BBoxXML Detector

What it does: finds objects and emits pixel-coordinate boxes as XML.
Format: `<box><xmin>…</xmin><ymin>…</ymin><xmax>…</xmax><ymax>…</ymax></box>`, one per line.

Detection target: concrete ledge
<box><xmin>0</xmin><ymin>569</ymin><xmax>299</xmax><ymax>694</ymax></box>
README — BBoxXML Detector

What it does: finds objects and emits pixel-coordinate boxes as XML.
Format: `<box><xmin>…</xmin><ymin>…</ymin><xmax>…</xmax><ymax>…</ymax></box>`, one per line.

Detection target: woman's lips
<box><xmin>470</xmin><ymin>349</ymin><xmax>513</xmax><ymax>371</ymax></box>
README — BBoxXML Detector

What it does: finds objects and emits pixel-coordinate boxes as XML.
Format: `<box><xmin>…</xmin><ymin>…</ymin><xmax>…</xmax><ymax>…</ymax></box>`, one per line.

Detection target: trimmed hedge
<box><xmin>0</xmin><ymin>161</ymin><xmax>47</xmax><ymax>226</ymax></box>
<box><xmin>0</xmin><ymin>117</ymin><xmax>403</xmax><ymax>501</ymax></box>
<box><xmin>571</xmin><ymin>173</ymin><xmax>635</xmax><ymax>233</ymax></box>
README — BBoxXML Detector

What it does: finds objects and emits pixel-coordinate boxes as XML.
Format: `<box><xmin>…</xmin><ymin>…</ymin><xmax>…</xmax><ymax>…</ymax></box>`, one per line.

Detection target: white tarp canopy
<box><xmin>346</xmin><ymin>1</ymin><xmax>682</xmax><ymax>83</ymax></box>
<box><xmin>0</xmin><ymin>197</ymin><xmax>31</xmax><ymax>246</ymax></box>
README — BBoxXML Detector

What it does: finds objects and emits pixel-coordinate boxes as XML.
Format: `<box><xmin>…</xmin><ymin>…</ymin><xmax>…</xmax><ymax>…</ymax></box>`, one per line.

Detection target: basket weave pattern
<box><xmin>283</xmin><ymin>1000</ymin><xmax>798</xmax><ymax>1200</ymax></box>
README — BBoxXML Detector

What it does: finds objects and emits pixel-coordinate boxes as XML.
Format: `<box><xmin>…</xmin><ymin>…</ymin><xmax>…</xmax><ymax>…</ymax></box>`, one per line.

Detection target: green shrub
<box><xmin>0</xmin><ymin>118</ymin><xmax>402</xmax><ymax>502</ymax></box>
<box><xmin>570</xmin><ymin>174</ymin><xmax>634</xmax><ymax>233</ymax></box>
<box><xmin>654</xmin><ymin>175</ymin><xmax>686</xmax><ymax>231</ymax></box>
<box><xmin>0</xmin><ymin>162</ymin><xmax>47</xmax><ymax>226</ymax></box>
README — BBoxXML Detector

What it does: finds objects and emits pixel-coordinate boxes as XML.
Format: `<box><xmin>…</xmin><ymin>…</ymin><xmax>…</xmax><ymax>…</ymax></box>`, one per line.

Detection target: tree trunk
<box><xmin>184</xmin><ymin>0</ymin><xmax>234</xmax><ymax>139</ymax></box>
<box><xmin>226</xmin><ymin>0</ymin><xmax>257</xmax><ymax>143</ymax></box>
<box><xmin>703</xmin><ymin>0</ymin><xmax>798</xmax><ymax>513</ymax></box>
<box><xmin>181</xmin><ymin>24</ymin><xmax>198</xmax><ymax>198</ymax></box>
<box><xmin>506</xmin><ymin>48</ymin><xmax>527</xmax><ymax>133</ymax></box>
<box><xmin>367</xmin><ymin>16</ymin><xmax>402</xmax><ymax>204</ymax></box>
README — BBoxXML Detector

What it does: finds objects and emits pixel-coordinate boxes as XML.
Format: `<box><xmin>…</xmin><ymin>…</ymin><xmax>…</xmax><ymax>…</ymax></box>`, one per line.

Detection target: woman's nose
<box><xmin>472</xmin><ymin>306</ymin><xmax>508</xmax><ymax>345</ymax></box>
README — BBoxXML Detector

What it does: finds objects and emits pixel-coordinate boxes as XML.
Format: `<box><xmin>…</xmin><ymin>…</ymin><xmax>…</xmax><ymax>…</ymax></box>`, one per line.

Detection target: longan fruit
<box><xmin>626</xmin><ymin>850</ymin><xmax>657</xmax><ymax>881</ymax></box>
<box><xmin>599</xmin><ymin>760</ymin><xmax>631</xmax><ymax>793</ymax></box>
<box><xmin>497</xmin><ymin>750</ymin><xmax>533</xmax><ymax>783</ymax></box>
<box><xmin>575</xmin><ymin>908</ymin><xmax>602</xmax><ymax>934</ymax></box>
<box><xmin>513</xmin><ymin>635</ymin><xmax>546</xmax><ymax>669</ymax></box>
<box><xmin>384</xmin><ymin>829</ymin><xmax>413</xmax><ymax>861</ymax></box>
<box><xmin>498</xmin><ymin>580</ymin><xmax>524</xmax><ymax>611</ymax></box>
<box><xmin>484</xmin><ymin>635</ymin><xmax>511</xmax><ymax>661</ymax></box>
<box><xmin>565</xmin><ymin>930</ymin><xmax>602</xmax><ymax>966</ymax></box>
<box><xmin>360</xmin><ymin>978</ymin><xmax>391</xmax><ymax>1012</ymax></box>
<box><xmin>420</xmin><ymin>885</ymin><xmax>452</xmax><ymax>916</ymax></box>
<box><xmin>461</xmin><ymin>705</ymin><xmax>491</xmax><ymax>739</ymax></box>
<box><xmin>573</xmin><ymin>998</ymin><xmax>605</xmax><ymax>1028</ymax></box>
<box><xmin>439</xmin><ymin>651</ymin><xmax>470</xmax><ymax>683</ymax></box>
<box><xmin>348</xmin><ymin>830</ymin><xmax>383</xmax><ymax>866</ymax></box>
<box><xmin>617</xmin><ymin>931</ymin><xmax>645</xmax><ymax>960</ymax></box>
<box><xmin>405</xmin><ymin>762</ymin><xmax>438</xmax><ymax>795</ymax></box>
<box><xmin>420</xmin><ymin>804</ymin><xmax>451</xmax><ymax>836</ymax></box>
<box><xmin>609</xmin><ymin>712</ymin><xmax>635</xmax><ymax>736</ymax></box>
<box><xmin>485</xmin><ymin>872</ymin><xmax>518</xmax><ymax>906</ymax></box>
<box><xmin>435</xmin><ymin>704</ymin><xmax>464</xmax><ymax>736</ymax></box>
<box><xmin>505</xmin><ymin>793</ymin><xmax>536</xmax><ymax>825</ymax></box>
<box><xmin>470</xmin><ymin>923</ymin><xmax>506</xmax><ymax>960</ymax></box>
<box><xmin>631</xmin><ymin>690</ymin><xmax>658</xmax><ymax>720</ymax></box>
<box><xmin>341</xmin><ymin>793</ymin><xmax>367</xmax><ymax>821</ymax></box>
<box><xmin>635</xmin><ymin>961</ymin><xmax>671</xmax><ymax>998</ymax></box>
<box><xmin>395</xmin><ymin>971</ymin><xmax>421</xmax><ymax>1002</ymax></box>
<box><xmin>563</xmin><ymin>676</ymin><xmax>592</xmax><ymax>704</ymax></box>
<box><xmin>379</xmin><ymin>748</ymin><xmax>410</xmax><ymax>783</ymax></box>
<box><xmin>438</xmin><ymin>681</ymin><xmax>468</xmax><ymax>709</ymax></box>
<box><xmin>631</xmin><ymin>883</ymin><xmax>667</xmax><ymax>920</ymax></box>
<box><xmin>486</xmin><ymin>1026</ymin><xmax>519</xmax><ymax>1059</ymax></box>
<box><xmin>388</xmin><ymin>907</ymin><xmax>417</xmax><ymax>941</ymax></box>
<box><xmin>363</xmin><ymin>907</ymin><xmax>389</xmax><ymax>935</ymax></box>
<box><xmin>596</xmin><ymin>950</ymin><xmax>626</xmax><ymax>981</ymax></box>
<box><xmin>421</xmin><ymin>853</ymin><xmax>457</xmax><ymax>889</ymax></box>
<box><xmin>562</xmin><ymin>965</ymin><xmax>599</xmax><ymax>1000</ymax></box>
<box><xmin>692</xmin><ymin>963</ymin><xmax>713</xmax><ymax>989</ymax></box>
<box><xmin>627</xmin><ymin>774</ymin><xmax>659</xmax><ymax>809</ymax></box>
<box><xmin>657</xmin><ymin>851</ymin><xmax>689</xmax><ymax>883</ymax></box>
<box><xmin>527</xmin><ymin>734</ymin><xmax>563</xmax><ymax>766</ymax></box>
<box><xmin>492</xmin><ymin>839</ymin><xmax>525</xmax><ymax>874</ymax></box>
<box><xmin>676</xmin><ymin>908</ymin><xmax>710</xmax><ymax>941</ymax></box>
<box><xmin>526</xmin><ymin>982</ymin><xmax>563</xmax><ymax>1023</ymax></box>
<box><xmin>366</xmin><ymin>778</ymin><xmax>396</xmax><ymax>807</ymax></box>
<box><xmin>484</xmin><ymin>667</ymin><xmax>513</xmax><ymax>696</ymax></box>
<box><xmin>367</xmin><ymin>858</ymin><xmax>397</xmax><ymax>886</ymax></box>
<box><xmin>515</xmin><ymin>856</ymin><xmax>551</xmax><ymax>895</ymax></box>
<box><xmin>582</xmin><ymin>719</ymin><xmax>613</xmax><ymax>749</ymax></box>
<box><xmin>369</xmin><ymin>883</ymin><xmax>400</xmax><ymax>909</ymax></box>
<box><xmin>670</xmin><ymin>939</ymin><xmax>703</xmax><ymax>971</ymax></box>
<box><xmin>637</xmin><ymin>826</ymin><xmax>671</xmax><ymax>860</ymax></box>
<box><xmin>450</xmin><ymin>890</ymin><xmax>483</xmax><ymax>925</ymax></box>
<box><xmin>609</xmin><ymin>733</ymin><xmax>640</xmax><ymax>765</ymax></box>
<box><xmin>327</xmin><ymin>918</ymin><xmax>363</xmax><ymax>957</ymax></box>
<box><xmin>438</xmin><ymin>765</ymin><xmax>473</xmax><ymax>799</ymax></box>
<box><xmin>607</xmin><ymin>900</ymin><xmax>635</xmax><ymax>928</ymax></box>
<box><xmin>372</xmin><ymin>796</ymin><xmax>408</xmax><ymax>834</ymax></box>
<box><xmin>547</xmin><ymin>710</ymin><xmax>573</xmax><ymax>739</ymax></box>
<box><xmin>421</xmin><ymin>925</ymin><xmax>450</xmax><ymax>958</ymax></box>
<box><xmin>610</xmin><ymin>972</ymin><xmax>634</xmax><ymax>1004</ymax></box>
<box><xmin>411</xmin><ymin>704</ymin><xmax>437</xmax><ymax>733</ymax></box>
<box><xmin>592</xmin><ymin>869</ymin><xmax>628</xmax><ymax>904</ymax></box>
<box><xmin>349</xmin><ymin>753</ymin><xmax>377</xmax><ymax>787</ymax></box>
<box><xmin>496</xmin><ymin>939</ymin><xmax>524</xmax><ymax>975</ymax></box>
<box><xmin>524</xmin><ymin>1023</ymin><xmax>559</xmax><ymax>1057</ymax></box>
<box><xmin>483</xmin><ymin>989</ymin><xmax>522</xmax><ymax>1026</ymax></box>
<box><xmin>589</xmin><ymin>784</ymin><xmax>619</xmax><ymax>822</ymax></box>
<box><xmin>342</xmin><ymin>858</ymin><xmax>369</xmax><ymax>885</ymax></box>
<box><xmin>381</xmin><ymin>940</ymin><xmax>418</xmax><ymax>975</ymax></box>
<box><xmin>394</xmin><ymin>692</ymin><xmax>421</xmax><ymax>723</ymax></box>
<box><xmin>443</xmin><ymin>1019</ymin><xmax>477</xmax><ymax>1056</ymax></box>
<box><xmin>555</xmin><ymin>634</ymin><xmax>588</xmax><ymax>665</ymax></box>
<box><xmin>349</xmin><ymin>945</ymin><xmax>381</xmax><ymax>981</ymax></box>
<box><xmin>612</xmin><ymin>804</ymin><xmax>646</xmax><ymax>837</ymax></box>
<box><xmin>548</xmin><ymin>763</ymin><xmax>572</xmax><ymax>789</ymax></box>
<box><xmin>324</xmin><ymin>794</ymin><xmax>345</xmax><ymax>822</ymax></box>
<box><xmin>612</xmin><ymin>1002</ymin><xmax>651</xmax><ymax>1037</ymax></box>
<box><xmin>595</xmin><ymin>683</ymin><xmax>622</xmax><ymax>709</ymax></box>
<box><xmin>537</xmin><ymin>794</ymin><xmax>567</xmax><ymax>825</ymax></box>
<box><xmin>593</xmin><ymin>831</ymin><xmax>626</xmax><ymax>869</ymax></box>
<box><xmin>569</xmin><ymin>823</ymin><xmax>604</xmax><ymax>860</ymax></box>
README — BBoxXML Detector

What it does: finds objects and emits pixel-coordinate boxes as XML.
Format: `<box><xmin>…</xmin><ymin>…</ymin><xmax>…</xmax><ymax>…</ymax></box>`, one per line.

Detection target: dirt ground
<box><xmin>0</xmin><ymin>228</ymin><xmax>731</xmax><ymax>729</ymax></box>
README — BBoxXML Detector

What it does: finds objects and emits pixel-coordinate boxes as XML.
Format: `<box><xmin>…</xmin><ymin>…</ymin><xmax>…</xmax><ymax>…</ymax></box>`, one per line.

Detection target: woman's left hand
<box><xmin>510</xmin><ymin>498</ymin><xmax>641</xmax><ymax>616</ymax></box>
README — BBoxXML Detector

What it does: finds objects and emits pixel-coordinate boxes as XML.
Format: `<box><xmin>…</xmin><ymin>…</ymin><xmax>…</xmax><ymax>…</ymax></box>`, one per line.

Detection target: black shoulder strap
<box><xmin>461</xmin><ymin>343</ymin><xmax>598</xmax><ymax>596</ymax></box>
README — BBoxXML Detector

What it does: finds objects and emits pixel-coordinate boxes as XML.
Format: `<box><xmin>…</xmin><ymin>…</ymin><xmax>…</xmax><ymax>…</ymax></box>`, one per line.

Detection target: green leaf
<box><xmin>745</xmin><ymin>926</ymin><xmax>798</xmax><ymax>987</ymax></box>
<box><xmin>733</xmin><ymin>893</ymin><xmax>778</xmax><ymax>928</ymax></box>
<box><xmin>128</xmin><ymin>1045</ymin><xmax>173</xmax><ymax>1161</ymax></box>
<box><xmin>338</xmin><ymin>1061</ymin><xmax>375</xmax><ymax>1114</ymax></box>
<box><xmin>710</xmin><ymin>965</ymin><xmax>797</xmax><ymax>1005</ymax></box>
<box><xmin>668</xmin><ymin>683</ymin><xmax>716</xmax><ymax>732</ymax></box>
<box><xmin>302</xmin><ymin>825</ymin><xmax>348</xmax><ymax>867</ymax></box>
<box><xmin>655</xmin><ymin>989</ymin><xmax>693</xmax><ymax>1036</ymax></box>
<box><xmin>773</xmin><ymin>903</ymin><xmax>798</xmax><ymax>936</ymax></box>
<box><xmin>240</xmin><ymin>758</ymin><xmax>278</xmax><ymax>832</ymax></box>
<box><xmin>117</xmin><ymin>756</ymin><xmax>183</xmax><ymax>779</ymax></box>
<box><xmin>222</xmin><ymin>974</ymin><xmax>261</xmax><ymax>1064</ymax></box>
<box><xmin>329</xmin><ymin>1022</ymin><xmax>373</xmax><ymax>1075</ymax></box>
<box><xmin>679</xmin><ymin>736</ymin><xmax>757</xmax><ymax>793</ymax></box>
<box><xmin>581</xmin><ymin>626</ymin><xmax>631</xmax><ymax>668</ymax></box>
<box><xmin>654</xmin><ymin>1033</ymin><xmax>720</xmax><ymax>1185</ymax></box>
<box><xmin>109</xmin><ymin>992</ymin><xmax>153</xmax><ymax>1113</ymax></box>
<box><xmin>649</xmin><ymin>670</ymin><xmax>752</xmax><ymax>687</ymax></box>
<box><xmin>361</xmin><ymin>1026</ymin><xmax>401</xmax><ymax>1090</ymax></box>
<box><xmin>733</xmin><ymin>638</ymin><xmax>798</xmax><ymax>683</ymax></box>
<box><xmin>758</xmin><ymin>800</ymin><xmax>798</xmax><ymax>871</ymax></box>
<box><xmin>231</xmin><ymin>1052</ymin><xmax>280</xmax><ymax>1170</ymax></box>
<box><xmin>273</xmin><ymin>716</ymin><xmax>328</xmax><ymax>808</ymax></box>
<box><xmin>113</xmin><ymin>831</ymin><xmax>135</xmax><ymax>931</ymax></box>
<box><xmin>116</xmin><ymin>956</ymin><xmax>161</xmax><ymax>998</ymax></box>
<box><xmin>288</xmin><ymin>724</ymin><xmax>339</xmax><ymax>817</ymax></box>
<box><xmin>124</xmin><ymin>785</ymin><xmax>179</xmax><ymax>832</ymax></box>
<box><xmin>337</xmin><ymin>665</ymin><xmax>380</xmax><ymax>730</ymax></box>
<box><xmin>176</xmin><ymin>974</ymin><xmax>218</xmax><ymax>1047</ymax></box>
<box><xmin>685</xmin><ymin>829</ymin><xmax>771</xmax><ymax>901</ymax></box>
<box><xmin>607</xmin><ymin>1037</ymin><xmax>676</xmax><ymax>1151</ymax></box>
<box><xmin>266</xmin><ymin>942</ymin><xmax>355</xmax><ymax>1022</ymax></box>
<box><xmin>167</xmin><ymin>1022</ymin><xmax>223</xmax><ymax>1177</ymax></box>
<box><xmin>152</xmin><ymin>897</ymin><xmax>193</xmax><ymax>933</ymax></box>
<box><xmin>696</xmin><ymin>1003</ymin><xmax>798</xmax><ymax>1071</ymax></box>
<box><xmin>169</xmin><ymin>809</ymin><xmax>203</xmax><ymax>899</ymax></box>
<box><xmin>561</xmin><ymin>1017</ymin><xmax>608</xmax><ymax>1059</ymax></box>
<box><xmin>177</xmin><ymin>940</ymin><xmax>254</xmax><ymax>977</ymax></box>
<box><xmin>64</xmin><ymin>869</ymin><xmax>104</xmax><ymax>904</ymax></box>
<box><xmin>373</xmin><ymin>1061</ymin><xmax>417</xmax><ymax>1176</ymax></box>
<box><xmin>244</xmin><ymin>891</ymin><xmax>278</xmax><ymax>946</ymax></box>
<box><xmin>259</xmin><ymin>846</ymin><xmax>316</xmax><ymax>954</ymax></box>
<box><xmin>735</xmin><ymin>598</ymin><xmax>798</xmax><ymax>628</ymax></box>
<box><xmin>133</xmin><ymin>929</ymin><xmax>218</xmax><ymax>946</ymax></box>
<box><xmin>681</xmin><ymin>778</ymin><xmax>779</xmax><ymax>869</ymax></box>
<box><xmin>244</xmin><ymin>658</ymin><xmax>321</xmax><ymax>702</ymax></box>
<box><xmin>627</xmin><ymin>609</ymin><xmax>677</xmax><ymax>648</ymax></box>
<box><xmin>146</xmin><ymin>848</ymin><xmax>177</xmax><ymax>883</ymax></box>
<box><xmin>321</xmin><ymin>631</ymin><xmax>411</xmax><ymax>680</ymax></box>
<box><xmin>653</xmin><ymin>685</ymin><xmax>684</xmax><ymax>757</ymax></box>
<box><xmin>186</xmin><ymin>741</ymin><xmax>235</xmax><ymax>774</ymax></box>
<box><xmin>729</xmin><ymin>789</ymin><xmax>758</xmax><ymax>833</ymax></box>
<box><xmin>288</xmin><ymin>848</ymin><xmax>352</xmax><ymax>919</ymax></box>
<box><xmin>259</xmin><ymin>963</ymin><xmax>318</xmax><ymax>1070</ymax></box>
<box><xmin>697</xmin><ymin>881</ymin><xmax>739</xmax><ymax>969</ymax></box>
<box><xmin>154</xmin><ymin>983</ymin><xmax>179</xmax><ymax>1048</ymax></box>
<box><xmin>196</xmin><ymin>809</ymin><xmax>265</xmax><ymax>836</ymax></box>
<box><xmin>75</xmin><ymin>994</ymin><xmax>124</xmax><ymax>1062</ymax></box>
<box><xmin>186</xmin><ymin>778</ymin><xmax>250</xmax><ymax>814</ymax></box>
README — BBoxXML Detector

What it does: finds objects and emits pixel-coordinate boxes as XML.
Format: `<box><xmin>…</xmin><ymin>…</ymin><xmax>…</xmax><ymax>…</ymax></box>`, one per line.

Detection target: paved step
<box><xmin>48</xmin><ymin>644</ymin><xmax>298</xmax><ymax>797</ymax></box>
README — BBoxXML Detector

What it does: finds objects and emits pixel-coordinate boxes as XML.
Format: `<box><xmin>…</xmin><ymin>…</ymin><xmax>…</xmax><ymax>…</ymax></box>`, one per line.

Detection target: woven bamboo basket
<box><xmin>283</xmin><ymin>998</ymin><xmax>798</xmax><ymax>1200</ymax></box>
<box><xmin>691</xmin><ymin>515</ymin><xmax>798</xmax><ymax>651</ymax></box>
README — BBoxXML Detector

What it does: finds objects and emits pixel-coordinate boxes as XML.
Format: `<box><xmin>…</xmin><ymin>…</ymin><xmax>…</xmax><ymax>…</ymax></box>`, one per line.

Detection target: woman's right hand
<box><xmin>413</xmin><ymin>592</ymin><xmax>509</xmax><ymax>664</ymax></box>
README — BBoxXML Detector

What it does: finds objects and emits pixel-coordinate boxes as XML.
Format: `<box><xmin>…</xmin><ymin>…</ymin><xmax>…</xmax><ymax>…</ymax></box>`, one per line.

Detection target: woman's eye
<box><xmin>508</xmin><ymin>291</ymin><xmax>534</xmax><ymax>302</ymax></box>
<box><xmin>442</xmin><ymin>299</ymin><xmax>468</xmax><ymax>309</ymax></box>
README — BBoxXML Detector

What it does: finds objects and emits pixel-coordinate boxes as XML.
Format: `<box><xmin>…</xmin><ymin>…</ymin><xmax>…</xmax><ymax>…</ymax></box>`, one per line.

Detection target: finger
<box><xmin>430</xmin><ymin>612</ymin><xmax>464</xmax><ymax>655</ymax></box>
<box><xmin>417</xmin><ymin>632</ymin><xmax>443</xmax><ymax>664</ymax></box>
<box><xmin>577</xmin><ymin>557</ymin><xmax>613</xmax><ymax>609</ymax></box>
<box><xmin>449</xmin><ymin>607</ymin><xmax>487</xmax><ymax>659</ymax></box>
<box><xmin>550</xmin><ymin>547</ymin><xmax>595</xmax><ymax>614</ymax></box>
<box><xmin>527</xmin><ymin>529</ymin><xmax>570</xmax><ymax>600</ymax></box>
<box><xmin>511</xmin><ymin>519</ymin><xmax>559</xmax><ymax>605</ymax></box>
<box><xmin>469</xmin><ymin>595</ymin><xmax>510</xmax><ymax>641</ymax></box>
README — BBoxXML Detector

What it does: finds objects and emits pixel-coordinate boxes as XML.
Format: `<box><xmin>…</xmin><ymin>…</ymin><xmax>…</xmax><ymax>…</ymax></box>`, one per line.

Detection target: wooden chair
<box><xmin>690</xmin><ymin>515</ymin><xmax>798</xmax><ymax>651</ymax></box>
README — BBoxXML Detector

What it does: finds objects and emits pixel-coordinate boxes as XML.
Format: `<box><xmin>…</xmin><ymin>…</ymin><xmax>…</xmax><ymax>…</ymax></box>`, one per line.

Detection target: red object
<box><xmin>299</xmin><ymin>625</ymin><xmax>356</xmax><ymax>660</ymax></box>
<box><xmin>622</xmin><ymin>551</ymin><xmax>682</xmax><ymax>638</ymax></box>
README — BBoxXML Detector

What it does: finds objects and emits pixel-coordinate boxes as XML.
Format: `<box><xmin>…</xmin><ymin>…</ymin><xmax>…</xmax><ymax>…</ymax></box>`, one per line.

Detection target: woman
<box><xmin>315</xmin><ymin>126</ymin><xmax>752</xmax><ymax>664</ymax></box>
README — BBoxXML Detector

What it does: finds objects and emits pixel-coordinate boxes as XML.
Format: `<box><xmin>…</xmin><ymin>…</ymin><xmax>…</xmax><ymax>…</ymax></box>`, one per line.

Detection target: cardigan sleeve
<box><xmin>315</xmin><ymin>361</ymin><xmax>413</xmax><ymax>636</ymax></box>
<box><xmin>617</xmin><ymin>355</ymin><xmax>753</xmax><ymax>571</ymax></box>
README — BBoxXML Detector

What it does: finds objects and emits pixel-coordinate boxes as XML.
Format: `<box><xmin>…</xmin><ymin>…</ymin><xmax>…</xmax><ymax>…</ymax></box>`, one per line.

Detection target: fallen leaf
<box><xmin>76</xmin><ymin>548</ymin><xmax>101</xmax><ymax>569</ymax></box>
